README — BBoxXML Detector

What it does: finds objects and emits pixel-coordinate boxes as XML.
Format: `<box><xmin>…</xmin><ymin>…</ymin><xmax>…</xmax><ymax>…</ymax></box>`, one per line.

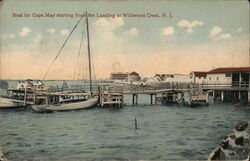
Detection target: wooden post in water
<box><xmin>155</xmin><ymin>94</ymin><xmax>157</xmax><ymax>105</ymax></box>
<box><xmin>135</xmin><ymin>118</ymin><xmax>138</xmax><ymax>130</ymax></box>
<box><xmin>132</xmin><ymin>94</ymin><xmax>135</xmax><ymax>105</ymax></box>
<box><xmin>221</xmin><ymin>91</ymin><xmax>224</xmax><ymax>102</ymax></box>
<box><xmin>150</xmin><ymin>94</ymin><xmax>153</xmax><ymax>104</ymax></box>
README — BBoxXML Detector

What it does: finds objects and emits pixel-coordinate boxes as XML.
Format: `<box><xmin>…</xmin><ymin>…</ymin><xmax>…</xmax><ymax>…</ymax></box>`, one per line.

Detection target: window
<box><xmin>209</xmin><ymin>77</ymin><xmax>211</xmax><ymax>80</ymax></box>
<box><xmin>217</xmin><ymin>77</ymin><xmax>219</xmax><ymax>81</ymax></box>
<box><xmin>225</xmin><ymin>73</ymin><xmax>231</xmax><ymax>77</ymax></box>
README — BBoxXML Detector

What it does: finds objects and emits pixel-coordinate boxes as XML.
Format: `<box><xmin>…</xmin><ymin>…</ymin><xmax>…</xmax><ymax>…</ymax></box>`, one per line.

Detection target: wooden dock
<box><xmin>3</xmin><ymin>81</ymin><xmax>248</xmax><ymax>108</ymax></box>
<box><xmin>98</xmin><ymin>83</ymin><xmax>208</xmax><ymax>106</ymax></box>
<box><xmin>99</xmin><ymin>86</ymin><xmax>123</xmax><ymax>107</ymax></box>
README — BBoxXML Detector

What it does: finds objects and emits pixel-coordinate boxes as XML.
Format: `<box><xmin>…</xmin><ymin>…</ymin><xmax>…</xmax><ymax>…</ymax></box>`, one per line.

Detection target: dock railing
<box><xmin>34</xmin><ymin>81</ymin><xmax>249</xmax><ymax>96</ymax></box>
<box><xmin>120</xmin><ymin>82</ymin><xmax>190</xmax><ymax>94</ymax></box>
<box><xmin>201</xmin><ymin>81</ymin><xmax>249</xmax><ymax>90</ymax></box>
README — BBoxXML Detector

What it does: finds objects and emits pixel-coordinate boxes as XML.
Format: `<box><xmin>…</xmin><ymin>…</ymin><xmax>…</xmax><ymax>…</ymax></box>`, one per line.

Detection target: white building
<box><xmin>144</xmin><ymin>74</ymin><xmax>191</xmax><ymax>85</ymax></box>
<box><xmin>110</xmin><ymin>72</ymin><xmax>129</xmax><ymax>81</ymax></box>
<box><xmin>128</xmin><ymin>71</ymin><xmax>141</xmax><ymax>82</ymax></box>
<box><xmin>165</xmin><ymin>74</ymin><xmax>192</xmax><ymax>83</ymax></box>
<box><xmin>204</xmin><ymin>67</ymin><xmax>250</xmax><ymax>86</ymax></box>
<box><xmin>190</xmin><ymin>71</ymin><xmax>207</xmax><ymax>84</ymax></box>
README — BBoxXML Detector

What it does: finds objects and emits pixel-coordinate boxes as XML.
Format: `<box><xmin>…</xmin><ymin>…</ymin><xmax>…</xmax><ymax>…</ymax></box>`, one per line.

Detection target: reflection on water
<box><xmin>0</xmin><ymin>102</ymin><xmax>249</xmax><ymax>160</ymax></box>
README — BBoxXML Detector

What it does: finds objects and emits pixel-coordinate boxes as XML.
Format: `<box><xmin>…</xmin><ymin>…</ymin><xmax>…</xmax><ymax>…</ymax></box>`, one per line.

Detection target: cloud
<box><xmin>93</xmin><ymin>17</ymin><xmax>124</xmax><ymax>32</ymax></box>
<box><xmin>60</xmin><ymin>29</ymin><xmax>69</xmax><ymax>35</ymax></box>
<box><xmin>91</xmin><ymin>17</ymin><xmax>142</xmax><ymax>78</ymax></box>
<box><xmin>235</xmin><ymin>27</ymin><xmax>243</xmax><ymax>32</ymax></box>
<box><xmin>34</xmin><ymin>33</ymin><xmax>43</xmax><ymax>44</ymax></box>
<box><xmin>47</xmin><ymin>28</ymin><xmax>55</xmax><ymax>34</ymax></box>
<box><xmin>213</xmin><ymin>33</ymin><xmax>231</xmax><ymax>41</ymax></box>
<box><xmin>123</xmin><ymin>27</ymin><xmax>139</xmax><ymax>37</ymax></box>
<box><xmin>92</xmin><ymin>17</ymin><xmax>125</xmax><ymax>42</ymax></box>
<box><xmin>209</xmin><ymin>26</ymin><xmax>223</xmax><ymax>38</ymax></box>
<box><xmin>209</xmin><ymin>26</ymin><xmax>231</xmax><ymax>41</ymax></box>
<box><xmin>19</xmin><ymin>27</ymin><xmax>32</xmax><ymax>37</ymax></box>
<box><xmin>219</xmin><ymin>33</ymin><xmax>231</xmax><ymax>39</ymax></box>
<box><xmin>161</xmin><ymin>26</ymin><xmax>174</xmax><ymax>36</ymax></box>
<box><xmin>178</xmin><ymin>19</ymin><xmax>204</xmax><ymax>33</ymax></box>
<box><xmin>2</xmin><ymin>34</ymin><xmax>16</xmax><ymax>39</ymax></box>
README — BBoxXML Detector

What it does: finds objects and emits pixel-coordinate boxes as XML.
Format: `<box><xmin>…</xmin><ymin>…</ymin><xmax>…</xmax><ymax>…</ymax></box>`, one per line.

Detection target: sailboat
<box><xmin>32</xmin><ymin>12</ymin><xmax>98</xmax><ymax>112</ymax></box>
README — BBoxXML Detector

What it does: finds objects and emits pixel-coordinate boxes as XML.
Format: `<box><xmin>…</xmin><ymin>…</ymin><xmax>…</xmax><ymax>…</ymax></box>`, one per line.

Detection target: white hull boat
<box><xmin>32</xmin><ymin>98</ymin><xmax>98</xmax><ymax>112</ymax></box>
<box><xmin>0</xmin><ymin>97</ymin><xmax>16</xmax><ymax>108</ymax></box>
<box><xmin>32</xmin><ymin>12</ymin><xmax>98</xmax><ymax>112</ymax></box>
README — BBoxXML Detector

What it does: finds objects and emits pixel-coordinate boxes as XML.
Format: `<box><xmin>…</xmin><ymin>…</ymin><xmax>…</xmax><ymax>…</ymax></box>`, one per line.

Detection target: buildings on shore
<box><xmin>110</xmin><ymin>67</ymin><xmax>250</xmax><ymax>103</ymax></box>
<box><xmin>189</xmin><ymin>71</ymin><xmax>207</xmax><ymax>84</ymax></box>
<box><xmin>195</xmin><ymin>67</ymin><xmax>250</xmax><ymax>103</ymax></box>
<box><xmin>110</xmin><ymin>67</ymin><xmax>249</xmax><ymax>86</ymax></box>
<box><xmin>110</xmin><ymin>71</ymin><xmax>141</xmax><ymax>82</ymax></box>
<box><xmin>191</xmin><ymin>67</ymin><xmax>250</xmax><ymax>86</ymax></box>
<box><xmin>110</xmin><ymin>72</ymin><xmax>129</xmax><ymax>81</ymax></box>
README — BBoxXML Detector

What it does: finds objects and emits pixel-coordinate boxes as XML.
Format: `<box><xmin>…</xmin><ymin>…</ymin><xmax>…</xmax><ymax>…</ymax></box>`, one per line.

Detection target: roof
<box><xmin>110</xmin><ymin>72</ymin><xmax>128</xmax><ymax>75</ymax></box>
<box><xmin>207</xmin><ymin>67</ymin><xmax>250</xmax><ymax>74</ymax></box>
<box><xmin>192</xmin><ymin>72</ymin><xmax>207</xmax><ymax>77</ymax></box>
<box><xmin>167</xmin><ymin>74</ymin><xmax>174</xmax><ymax>78</ymax></box>
<box><xmin>129</xmin><ymin>71</ymin><xmax>139</xmax><ymax>76</ymax></box>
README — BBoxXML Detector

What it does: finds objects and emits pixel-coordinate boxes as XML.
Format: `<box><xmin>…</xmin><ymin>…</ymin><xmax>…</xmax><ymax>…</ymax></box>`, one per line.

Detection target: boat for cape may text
<box><xmin>32</xmin><ymin>12</ymin><xmax>98</xmax><ymax>112</ymax></box>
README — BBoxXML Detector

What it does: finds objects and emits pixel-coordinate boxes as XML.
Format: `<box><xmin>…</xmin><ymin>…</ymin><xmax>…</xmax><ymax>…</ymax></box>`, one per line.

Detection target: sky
<box><xmin>0</xmin><ymin>0</ymin><xmax>249</xmax><ymax>80</ymax></box>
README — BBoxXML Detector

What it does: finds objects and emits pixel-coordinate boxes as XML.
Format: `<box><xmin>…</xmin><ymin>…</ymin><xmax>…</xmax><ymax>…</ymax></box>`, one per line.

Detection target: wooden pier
<box><xmin>98</xmin><ymin>83</ymin><xmax>209</xmax><ymax>106</ymax></box>
<box><xmin>99</xmin><ymin>86</ymin><xmax>123</xmax><ymax>107</ymax></box>
<box><xmin>3</xmin><ymin>81</ymin><xmax>249</xmax><ymax>108</ymax></box>
<box><xmin>201</xmin><ymin>82</ymin><xmax>249</xmax><ymax>103</ymax></box>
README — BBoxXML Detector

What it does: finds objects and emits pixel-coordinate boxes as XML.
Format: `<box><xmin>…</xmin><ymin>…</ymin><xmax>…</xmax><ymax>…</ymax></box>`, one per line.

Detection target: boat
<box><xmin>183</xmin><ymin>84</ymin><xmax>209</xmax><ymax>107</ymax></box>
<box><xmin>32</xmin><ymin>12</ymin><xmax>98</xmax><ymax>112</ymax></box>
<box><xmin>0</xmin><ymin>97</ymin><xmax>16</xmax><ymax>108</ymax></box>
<box><xmin>0</xmin><ymin>79</ymin><xmax>41</xmax><ymax>108</ymax></box>
<box><xmin>32</xmin><ymin>98</ymin><xmax>97</xmax><ymax>112</ymax></box>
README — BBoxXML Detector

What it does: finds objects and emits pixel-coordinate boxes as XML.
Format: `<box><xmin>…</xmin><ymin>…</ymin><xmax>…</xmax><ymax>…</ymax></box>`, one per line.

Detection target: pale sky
<box><xmin>0</xmin><ymin>0</ymin><xmax>249</xmax><ymax>80</ymax></box>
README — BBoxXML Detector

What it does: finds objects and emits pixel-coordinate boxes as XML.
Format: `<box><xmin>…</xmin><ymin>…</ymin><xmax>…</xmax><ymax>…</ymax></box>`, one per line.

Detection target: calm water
<box><xmin>0</xmin><ymin>102</ymin><xmax>249</xmax><ymax>160</ymax></box>
<box><xmin>0</xmin><ymin>80</ymin><xmax>249</xmax><ymax>160</ymax></box>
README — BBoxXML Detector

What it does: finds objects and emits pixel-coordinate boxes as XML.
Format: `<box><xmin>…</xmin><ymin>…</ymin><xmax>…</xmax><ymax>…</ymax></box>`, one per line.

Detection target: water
<box><xmin>0</xmin><ymin>80</ymin><xmax>249</xmax><ymax>160</ymax></box>
<box><xmin>0</xmin><ymin>102</ymin><xmax>249</xmax><ymax>160</ymax></box>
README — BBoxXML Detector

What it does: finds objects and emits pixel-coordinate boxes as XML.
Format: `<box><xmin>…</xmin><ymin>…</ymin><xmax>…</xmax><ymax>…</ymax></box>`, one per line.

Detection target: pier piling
<box><xmin>135</xmin><ymin>118</ymin><xmax>138</xmax><ymax>130</ymax></box>
<box><xmin>221</xmin><ymin>91</ymin><xmax>224</xmax><ymax>102</ymax></box>
<box><xmin>150</xmin><ymin>94</ymin><xmax>153</xmax><ymax>104</ymax></box>
<box><xmin>132</xmin><ymin>94</ymin><xmax>138</xmax><ymax>105</ymax></box>
<box><xmin>136</xmin><ymin>94</ymin><xmax>138</xmax><ymax>104</ymax></box>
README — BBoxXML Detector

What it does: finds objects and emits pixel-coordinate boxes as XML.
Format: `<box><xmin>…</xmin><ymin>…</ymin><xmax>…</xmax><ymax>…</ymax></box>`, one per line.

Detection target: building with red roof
<box><xmin>205</xmin><ymin>67</ymin><xmax>250</xmax><ymax>86</ymax></box>
<box><xmin>207</xmin><ymin>67</ymin><xmax>250</xmax><ymax>74</ymax></box>
<box><xmin>190</xmin><ymin>71</ymin><xmax>207</xmax><ymax>84</ymax></box>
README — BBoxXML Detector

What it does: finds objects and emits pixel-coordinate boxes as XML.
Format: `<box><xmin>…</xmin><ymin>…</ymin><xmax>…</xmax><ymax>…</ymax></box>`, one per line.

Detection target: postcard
<box><xmin>0</xmin><ymin>0</ymin><xmax>249</xmax><ymax>160</ymax></box>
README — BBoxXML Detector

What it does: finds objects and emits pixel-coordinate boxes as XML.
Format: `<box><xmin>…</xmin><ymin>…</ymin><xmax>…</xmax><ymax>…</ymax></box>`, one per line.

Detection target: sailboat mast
<box><xmin>86</xmin><ymin>12</ymin><xmax>93</xmax><ymax>95</ymax></box>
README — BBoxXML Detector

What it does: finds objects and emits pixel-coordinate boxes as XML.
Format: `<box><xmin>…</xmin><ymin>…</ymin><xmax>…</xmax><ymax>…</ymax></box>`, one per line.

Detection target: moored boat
<box><xmin>0</xmin><ymin>97</ymin><xmax>16</xmax><ymax>108</ymax></box>
<box><xmin>32</xmin><ymin>97</ymin><xmax>97</xmax><ymax>112</ymax></box>
<box><xmin>32</xmin><ymin>12</ymin><xmax>98</xmax><ymax>112</ymax></box>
